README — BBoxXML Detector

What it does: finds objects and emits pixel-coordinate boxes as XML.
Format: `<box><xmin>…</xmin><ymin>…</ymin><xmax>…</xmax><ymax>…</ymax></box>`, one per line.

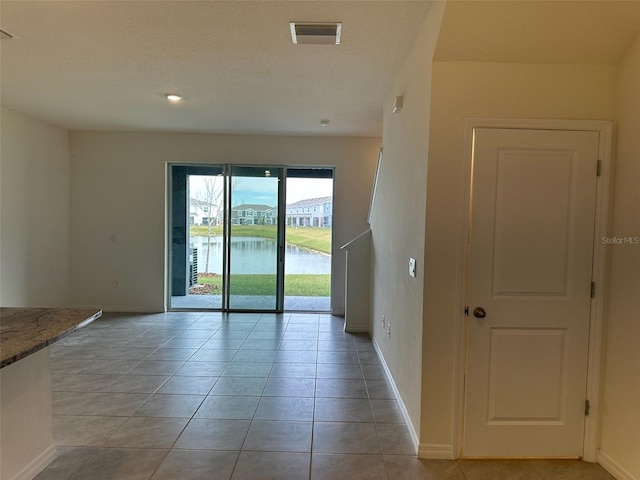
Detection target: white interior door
<box><xmin>463</xmin><ymin>127</ymin><xmax>599</xmax><ymax>457</ymax></box>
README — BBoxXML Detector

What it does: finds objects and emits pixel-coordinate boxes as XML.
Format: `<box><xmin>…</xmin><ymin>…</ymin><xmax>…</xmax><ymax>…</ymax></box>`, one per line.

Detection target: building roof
<box><xmin>232</xmin><ymin>204</ymin><xmax>275</xmax><ymax>211</ymax></box>
<box><xmin>286</xmin><ymin>196</ymin><xmax>332</xmax><ymax>208</ymax></box>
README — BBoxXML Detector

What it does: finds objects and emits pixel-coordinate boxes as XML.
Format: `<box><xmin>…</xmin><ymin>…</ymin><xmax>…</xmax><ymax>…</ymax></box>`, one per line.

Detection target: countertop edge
<box><xmin>0</xmin><ymin>310</ymin><xmax>102</xmax><ymax>369</ymax></box>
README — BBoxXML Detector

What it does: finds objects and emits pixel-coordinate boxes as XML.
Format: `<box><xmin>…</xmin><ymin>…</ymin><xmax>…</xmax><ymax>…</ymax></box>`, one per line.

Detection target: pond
<box><xmin>190</xmin><ymin>236</ymin><xmax>330</xmax><ymax>275</ymax></box>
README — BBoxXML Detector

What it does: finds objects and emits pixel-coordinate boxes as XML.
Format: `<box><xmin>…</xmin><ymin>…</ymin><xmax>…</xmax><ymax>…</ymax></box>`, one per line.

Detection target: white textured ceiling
<box><xmin>4</xmin><ymin>1</ymin><xmax>640</xmax><ymax>137</ymax></box>
<box><xmin>0</xmin><ymin>1</ymin><xmax>433</xmax><ymax>136</ymax></box>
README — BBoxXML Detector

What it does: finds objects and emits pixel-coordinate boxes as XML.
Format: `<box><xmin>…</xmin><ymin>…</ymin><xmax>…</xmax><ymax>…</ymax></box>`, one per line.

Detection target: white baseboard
<box><xmin>418</xmin><ymin>443</ymin><xmax>455</xmax><ymax>459</ymax></box>
<box><xmin>9</xmin><ymin>445</ymin><xmax>56</xmax><ymax>480</ymax></box>
<box><xmin>345</xmin><ymin>325</ymin><xmax>370</xmax><ymax>333</ymax></box>
<box><xmin>372</xmin><ymin>338</ymin><xmax>419</xmax><ymax>455</ymax></box>
<box><xmin>598</xmin><ymin>450</ymin><xmax>638</xmax><ymax>480</ymax></box>
<box><xmin>73</xmin><ymin>305</ymin><xmax>163</xmax><ymax>314</ymax></box>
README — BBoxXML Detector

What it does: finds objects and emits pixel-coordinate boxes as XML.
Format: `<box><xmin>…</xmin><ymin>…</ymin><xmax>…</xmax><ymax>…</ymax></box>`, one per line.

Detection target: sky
<box><xmin>190</xmin><ymin>175</ymin><xmax>333</xmax><ymax>207</ymax></box>
<box><xmin>286</xmin><ymin>178</ymin><xmax>333</xmax><ymax>204</ymax></box>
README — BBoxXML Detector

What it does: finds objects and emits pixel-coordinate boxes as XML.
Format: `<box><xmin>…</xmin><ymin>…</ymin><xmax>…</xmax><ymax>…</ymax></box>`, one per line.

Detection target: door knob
<box><xmin>473</xmin><ymin>307</ymin><xmax>486</xmax><ymax>319</ymax></box>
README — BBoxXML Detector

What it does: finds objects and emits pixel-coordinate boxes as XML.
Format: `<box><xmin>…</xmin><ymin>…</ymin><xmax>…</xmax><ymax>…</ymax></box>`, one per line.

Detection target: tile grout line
<box><xmin>308</xmin><ymin>315</ymin><xmax>321</xmax><ymax>480</ymax></box>
<box><xmin>361</xmin><ymin>334</ymin><xmax>392</xmax><ymax>480</ymax></box>
<box><xmin>47</xmin><ymin>313</ymin><xmax>410</xmax><ymax>480</ymax></box>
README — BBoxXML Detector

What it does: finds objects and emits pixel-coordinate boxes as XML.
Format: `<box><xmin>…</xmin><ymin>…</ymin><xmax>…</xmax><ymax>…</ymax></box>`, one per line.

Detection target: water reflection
<box><xmin>190</xmin><ymin>235</ymin><xmax>330</xmax><ymax>275</ymax></box>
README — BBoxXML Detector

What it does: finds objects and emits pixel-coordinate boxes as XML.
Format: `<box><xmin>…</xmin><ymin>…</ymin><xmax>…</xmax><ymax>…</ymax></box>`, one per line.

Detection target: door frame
<box><xmin>452</xmin><ymin>118</ymin><xmax>612</xmax><ymax>461</ymax></box>
<box><xmin>166</xmin><ymin>163</ymin><xmax>286</xmax><ymax>313</ymax></box>
<box><xmin>166</xmin><ymin>163</ymin><xmax>335</xmax><ymax>313</ymax></box>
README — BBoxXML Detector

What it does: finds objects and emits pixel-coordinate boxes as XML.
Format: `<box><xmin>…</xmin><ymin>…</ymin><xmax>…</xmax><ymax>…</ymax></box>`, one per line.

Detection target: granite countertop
<box><xmin>0</xmin><ymin>308</ymin><xmax>102</xmax><ymax>368</ymax></box>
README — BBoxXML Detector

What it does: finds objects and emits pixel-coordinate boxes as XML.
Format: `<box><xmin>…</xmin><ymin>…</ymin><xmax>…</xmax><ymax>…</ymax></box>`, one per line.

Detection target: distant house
<box><xmin>189</xmin><ymin>198</ymin><xmax>218</xmax><ymax>226</ymax></box>
<box><xmin>230</xmin><ymin>204</ymin><xmax>277</xmax><ymax>225</ymax></box>
<box><xmin>286</xmin><ymin>196</ymin><xmax>332</xmax><ymax>227</ymax></box>
<box><xmin>192</xmin><ymin>198</ymin><xmax>332</xmax><ymax>227</ymax></box>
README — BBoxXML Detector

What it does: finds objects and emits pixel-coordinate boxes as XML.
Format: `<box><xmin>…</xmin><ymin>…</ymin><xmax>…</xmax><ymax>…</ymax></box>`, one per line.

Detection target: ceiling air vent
<box><xmin>0</xmin><ymin>28</ymin><xmax>14</xmax><ymax>40</ymax></box>
<box><xmin>289</xmin><ymin>22</ymin><xmax>342</xmax><ymax>45</ymax></box>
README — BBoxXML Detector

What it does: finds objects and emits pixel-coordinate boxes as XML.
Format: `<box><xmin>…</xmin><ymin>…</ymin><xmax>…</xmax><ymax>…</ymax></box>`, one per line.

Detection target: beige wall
<box><xmin>599</xmin><ymin>32</ymin><xmax>640</xmax><ymax>480</ymax></box>
<box><xmin>0</xmin><ymin>108</ymin><xmax>70</xmax><ymax>307</ymax></box>
<box><xmin>68</xmin><ymin>132</ymin><xmax>379</xmax><ymax>312</ymax></box>
<box><xmin>0</xmin><ymin>348</ymin><xmax>55</xmax><ymax>480</ymax></box>
<box><xmin>371</xmin><ymin>2</ymin><xmax>445</xmax><ymax>444</ymax></box>
<box><xmin>422</xmin><ymin>62</ymin><xmax>617</xmax><ymax>453</ymax></box>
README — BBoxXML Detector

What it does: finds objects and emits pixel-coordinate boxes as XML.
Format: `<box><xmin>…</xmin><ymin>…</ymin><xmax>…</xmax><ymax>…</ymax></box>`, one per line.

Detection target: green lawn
<box><xmin>198</xmin><ymin>274</ymin><xmax>330</xmax><ymax>296</ymax></box>
<box><xmin>286</xmin><ymin>228</ymin><xmax>331</xmax><ymax>254</ymax></box>
<box><xmin>190</xmin><ymin>225</ymin><xmax>276</xmax><ymax>239</ymax></box>
<box><xmin>189</xmin><ymin>225</ymin><xmax>331</xmax><ymax>254</ymax></box>
<box><xmin>284</xmin><ymin>274</ymin><xmax>330</xmax><ymax>296</ymax></box>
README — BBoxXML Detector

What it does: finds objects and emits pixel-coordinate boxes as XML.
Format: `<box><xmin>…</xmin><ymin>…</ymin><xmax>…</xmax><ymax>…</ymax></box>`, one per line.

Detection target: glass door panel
<box><xmin>170</xmin><ymin>165</ymin><xmax>226</xmax><ymax>310</ymax></box>
<box><xmin>227</xmin><ymin>166</ymin><xmax>284</xmax><ymax>311</ymax></box>
<box><xmin>284</xmin><ymin>168</ymin><xmax>333</xmax><ymax>311</ymax></box>
<box><xmin>188</xmin><ymin>171</ymin><xmax>225</xmax><ymax>308</ymax></box>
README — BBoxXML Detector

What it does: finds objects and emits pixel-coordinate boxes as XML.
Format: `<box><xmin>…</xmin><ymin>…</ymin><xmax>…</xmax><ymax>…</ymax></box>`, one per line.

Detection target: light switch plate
<box><xmin>409</xmin><ymin>257</ymin><xmax>416</xmax><ymax>277</ymax></box>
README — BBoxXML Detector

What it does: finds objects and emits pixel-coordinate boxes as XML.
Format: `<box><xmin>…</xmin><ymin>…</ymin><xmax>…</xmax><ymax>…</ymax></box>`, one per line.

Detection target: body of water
<box><xmin>190</xmin><ymin>235</ymin><xmax>330</xmax><ymax>275</ymax></box>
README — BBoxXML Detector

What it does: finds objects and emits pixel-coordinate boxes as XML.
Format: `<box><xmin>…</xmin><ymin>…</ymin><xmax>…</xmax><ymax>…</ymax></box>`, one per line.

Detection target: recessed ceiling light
<box><xmin>320</xmin><ymin>120</ymin><xmax>330</xmax><ymax>127</ymax></box>
<box><xmin>165</xmin><ymin>94</ymin><xmax>182</xmax><ymax>102</ymax></box>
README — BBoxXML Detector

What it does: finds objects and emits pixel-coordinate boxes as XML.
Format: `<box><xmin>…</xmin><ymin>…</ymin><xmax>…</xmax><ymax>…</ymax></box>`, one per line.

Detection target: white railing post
<box><xmin>340</xmin><ymin>229</ymin><xmax>372</xmax><ymax>333</ymax></box>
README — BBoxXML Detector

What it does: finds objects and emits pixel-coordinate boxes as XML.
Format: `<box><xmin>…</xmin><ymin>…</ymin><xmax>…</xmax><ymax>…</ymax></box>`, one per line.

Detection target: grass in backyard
<box><xmin>197</xmin><ymin>274</ymin><xmax>330</xmax><ymax>296</ymax></box>
<box><xmin>190</xmin><ymin>225</ymin><xmax>276</xmax><ymax>239</ymax></box>
<box><xmin>285</xmin><ymin>275</ymin><xmax>330</xmax><ymax>296</ymax></box>
<box><xmin>285</xmin><ymin>228</ymin><xmax>331</xmax><ymax>254</ymax></box>
<box><xmin>190</xmin><ymin>225</ymin><xmax>223</xmax><ymax>236</ymax></box>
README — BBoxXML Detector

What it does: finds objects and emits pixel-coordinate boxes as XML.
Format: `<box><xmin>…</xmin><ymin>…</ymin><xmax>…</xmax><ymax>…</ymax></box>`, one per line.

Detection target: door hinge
<box><xmin>597</xmin><ymin>160</ymin><xmax>602</xmax><ymax>177</ymax></box>
<box><xmin>464</xmin><ymin>306</ymin><xmax>469</xmax><ymax>316</ymax></box>
<box><xmin>585</xmin><ymin>399</ymin><xmax>591</xmax><ymax>416</ymax></box>
<box><xmin>591</xmin><ymin>281</ymin><xmax>596</xmax><ymax>298</ymax></box>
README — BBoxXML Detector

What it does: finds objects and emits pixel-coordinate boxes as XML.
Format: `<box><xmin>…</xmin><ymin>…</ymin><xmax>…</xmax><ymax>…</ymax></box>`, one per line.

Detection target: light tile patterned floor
<box><xmin>37</xmin><ymin>312</ymin><xmax>616</xmax><ymax>480</ymax></box>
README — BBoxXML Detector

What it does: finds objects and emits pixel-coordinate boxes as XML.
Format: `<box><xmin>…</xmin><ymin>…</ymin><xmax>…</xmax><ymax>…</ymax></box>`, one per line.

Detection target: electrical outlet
<box><xmin>382</xmin><ymin>315</ymin><xmax>386</xmax><ymax>329</ymax></box>
<box><xmin>387</xmin><ymin>323</ymin><xmax>391</xmax><ymax>338</ymax></box>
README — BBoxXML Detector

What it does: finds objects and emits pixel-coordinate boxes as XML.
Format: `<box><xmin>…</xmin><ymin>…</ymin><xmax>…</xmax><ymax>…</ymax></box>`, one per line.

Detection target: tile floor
<box><xmin>170</xmin><ymin>294</ymin><xmax>331</xmax><ymax>312</ymax></box>
<box><xmin>37</xmin><ymin>312</ymin><xmax>616</xmax><ymax>480</ymax></box>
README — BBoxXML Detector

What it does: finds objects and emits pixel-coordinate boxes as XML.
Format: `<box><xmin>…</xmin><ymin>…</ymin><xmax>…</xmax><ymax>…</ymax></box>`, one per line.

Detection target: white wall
<box><xmin>371</xmin><ymin>2</ymin><xmax>445</xmax><ymax>444</ymax></box>
<box><xmin>0</xmin><ymin>108</ymin><xmax>70</xmax><ymax>307</ymax></box>
<box><xmin>423</xmin><ymin>62</ymin><xmax>617</xmax><ymax>454</ymax></box>
<box><xmin>598</xmin><ymin>31</ymin><xmax>640</xmax><ymax>480</ymax></box>
<box><xmin>68</xmin><ymin>132</ymin><xmax>379</xmax><ymax>312</ymax></box>
<box><xmin>0</xmin><ymin>348</ymin><xmax>55</xmax><ymax>480</ymax></box>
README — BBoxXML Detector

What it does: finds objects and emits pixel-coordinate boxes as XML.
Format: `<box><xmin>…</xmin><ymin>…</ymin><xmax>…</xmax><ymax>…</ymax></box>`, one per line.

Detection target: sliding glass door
<box><xmin>170</xmin><ymin>165</ymin><xmax>284</xmax><ymax>312</ymax></box>
<box><xmin>228</xmin><ymin>166</ymin><xmax>284</xmax><ymax>310</ymax></box>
